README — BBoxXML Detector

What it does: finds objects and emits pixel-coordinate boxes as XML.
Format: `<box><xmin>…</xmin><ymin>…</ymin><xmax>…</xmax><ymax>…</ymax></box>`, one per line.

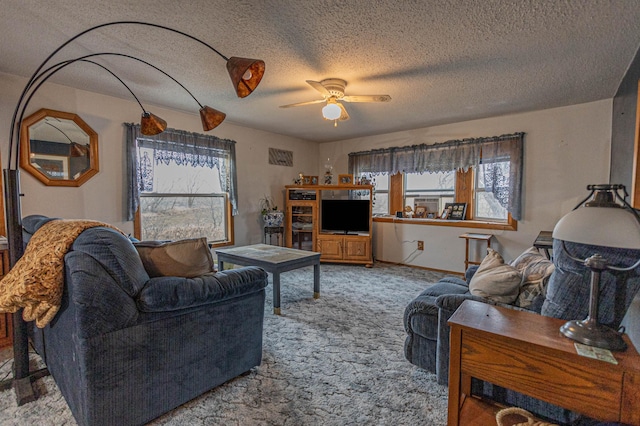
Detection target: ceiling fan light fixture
<box><xmin>322</xmin><ymin>102</ymin><xmax>342</xmax><ymax>120</ymax></box>
<box><xmin>199</xmin><ymin>105</ymin><xmax>226</xmax><ymax>131</ymax></box>
<box><xmin>226</xmin><ymin>56</ymin><xmax>266</xmax><ymax>98</ymax></box>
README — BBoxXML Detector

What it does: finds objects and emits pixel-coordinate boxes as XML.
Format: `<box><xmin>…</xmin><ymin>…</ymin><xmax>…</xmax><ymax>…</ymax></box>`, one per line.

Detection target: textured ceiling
<box><xmin>2</xmin><ymin>0</ymin><xmax>640</xmax><ymax>143</ymax></box>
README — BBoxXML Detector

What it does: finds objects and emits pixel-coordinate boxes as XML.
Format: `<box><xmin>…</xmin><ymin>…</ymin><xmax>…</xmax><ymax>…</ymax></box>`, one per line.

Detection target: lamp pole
<box><xmin>2</xmin><ymin>20</ymin><xmax>264</xmax><ymax>405</ymax></box>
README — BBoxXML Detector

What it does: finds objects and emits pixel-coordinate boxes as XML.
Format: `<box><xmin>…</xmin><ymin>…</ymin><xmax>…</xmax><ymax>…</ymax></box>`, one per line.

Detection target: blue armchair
<box><xmin>404</xmin><ymin>239</ymin><xmax>640</xmax><ymax>424</ymax></box>
<box><xmin>23</xmin><ymin>215</ymin><xmax>269</xmax><ymax>426</ymax></box>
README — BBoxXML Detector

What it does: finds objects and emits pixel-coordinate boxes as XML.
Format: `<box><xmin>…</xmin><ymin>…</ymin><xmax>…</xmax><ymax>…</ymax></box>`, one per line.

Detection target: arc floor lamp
<box><xmin>2</xmin><ymin>20</ymin><xmax>265</xmax><ymax>404</ymax></box>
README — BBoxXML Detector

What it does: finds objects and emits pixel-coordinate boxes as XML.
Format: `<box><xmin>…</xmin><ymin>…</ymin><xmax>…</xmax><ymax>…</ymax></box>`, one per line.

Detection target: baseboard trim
<box><xmin>374</xmin><ymin>259</ymin><xmax>463</xmax><ymax>277</ymax></box>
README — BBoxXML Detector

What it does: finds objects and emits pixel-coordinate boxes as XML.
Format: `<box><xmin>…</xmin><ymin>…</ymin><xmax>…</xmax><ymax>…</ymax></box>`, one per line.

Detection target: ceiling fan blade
<box><xmin>338</xmin><ymin>102</ymin><xmax>350</xmax><ymax>121</ymax></box>
<box><xmin>342</xmin><ymin>95</ymin><xmax>391</xmax><ymax>103</ymax></box>
<box><xmin>306</xmin><ymin>80</ymin><xmax>331</xmax><ymax>97</ymax></box>
<box><xmin>279</xmin><ymin>99</ymin><xmax>326</xmax><ymax>108</ymax></box>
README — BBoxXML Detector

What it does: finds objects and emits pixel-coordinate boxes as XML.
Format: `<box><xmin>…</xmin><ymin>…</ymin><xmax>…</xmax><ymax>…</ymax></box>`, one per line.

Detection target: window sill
<box><xmin>373</xmin><ymin>216</ymin><xmax>517</xmax><ymax>231</ymax></box>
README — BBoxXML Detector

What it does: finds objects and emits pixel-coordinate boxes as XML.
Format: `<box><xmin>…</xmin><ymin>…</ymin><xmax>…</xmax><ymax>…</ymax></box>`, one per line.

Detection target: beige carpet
<box><xmin>0</xmin><ymin>262</ymin><xmax>449</xmax><ymax>425</ymax></box>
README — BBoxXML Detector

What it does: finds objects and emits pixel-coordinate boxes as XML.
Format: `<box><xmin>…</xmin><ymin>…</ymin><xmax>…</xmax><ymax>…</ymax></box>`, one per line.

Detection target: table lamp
<box><xmin>552</xmin><ymin>184</ymin><xmax>640</xmax><ymax>351</ymax></box>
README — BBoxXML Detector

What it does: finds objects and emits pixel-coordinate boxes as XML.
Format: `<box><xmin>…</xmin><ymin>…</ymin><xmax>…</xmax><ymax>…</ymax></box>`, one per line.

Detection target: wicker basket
<box><xmin>495</xmin><ymin>407</ymin><xmax>558</xmax><ymax>426</ymax></box>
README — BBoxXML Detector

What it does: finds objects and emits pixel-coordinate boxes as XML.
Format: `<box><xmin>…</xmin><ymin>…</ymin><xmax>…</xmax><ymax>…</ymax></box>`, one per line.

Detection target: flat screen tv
<box><xmin>321</xmin><ymin>199</ymin><xmax>370</xmax><ymax>234</ymax></box>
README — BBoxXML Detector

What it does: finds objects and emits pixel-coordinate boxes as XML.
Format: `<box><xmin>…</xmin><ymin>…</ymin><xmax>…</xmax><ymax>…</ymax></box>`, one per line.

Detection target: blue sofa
<box><xmin>404</xmin><ymin>239</ymin><xmax>640</xmax><ymax>424</ymax></box>
<box><xmin>23</xmin><ymin>215</ymin><xmax>269</xmax><ymax>426</ymax></box>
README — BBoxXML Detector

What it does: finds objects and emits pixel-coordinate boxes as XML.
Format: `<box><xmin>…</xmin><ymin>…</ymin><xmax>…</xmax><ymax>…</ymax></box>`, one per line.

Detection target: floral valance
<box><xmin>348</xmin><ymin>132</ymin><xmax>524</xmax><ymax>220</ymax></box>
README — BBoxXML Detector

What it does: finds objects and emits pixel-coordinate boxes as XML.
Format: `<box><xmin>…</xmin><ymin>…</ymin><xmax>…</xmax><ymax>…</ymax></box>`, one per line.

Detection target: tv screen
<box><xmin>321</xmin><ymin>199</ymin><xmax>370</xmax><ymax>234</ymax></box>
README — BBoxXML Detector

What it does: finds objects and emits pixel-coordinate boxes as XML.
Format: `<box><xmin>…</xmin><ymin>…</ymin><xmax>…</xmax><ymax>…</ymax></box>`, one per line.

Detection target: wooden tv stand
<box><xmin>285</xmin><ymin>184</ymin><xmax>373</xmax><ymax>266</ymax></box>
<box><xmin>447</xmin><ymin>300</ymin><xmax>640</xmax><ymax>426</ymax></box>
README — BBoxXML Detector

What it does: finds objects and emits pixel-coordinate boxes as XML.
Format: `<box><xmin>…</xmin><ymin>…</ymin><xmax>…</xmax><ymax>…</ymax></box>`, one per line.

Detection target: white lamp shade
<box><xmin>322</xmin><ymin>103</ymin><xmax>342</xmax><ymax>120</ymax></box>
<box><xmin>553</xmin><ymin>206</ymin><xmax>640</xmax><ymax>249</ymax></box>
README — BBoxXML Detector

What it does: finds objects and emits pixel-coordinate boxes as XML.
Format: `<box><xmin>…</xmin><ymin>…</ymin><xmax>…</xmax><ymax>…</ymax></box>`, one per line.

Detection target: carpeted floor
<box><xmin>0</xmin><ymin>262</ymin><xmax>449</xmax><ymax>425</ymax></box>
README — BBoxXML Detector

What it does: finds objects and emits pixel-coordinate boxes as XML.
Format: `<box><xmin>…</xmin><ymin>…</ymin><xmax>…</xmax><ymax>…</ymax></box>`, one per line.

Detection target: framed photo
<box><xmin>31</xmin><ymin>153</ymin><xmax>69</xmax><ymax>180</ymax></box>
<box><xmin>414</xmin><ymin>206</ymin><xmax>427</xmax><ymax>218</ymax></box>
<box><xmin>440</xmin><ymin>207</ymin><xmax>450</xmax><ymax>219</ymax></box>
<box><xmin>444</xmin><ymin>202</ymin><xmax>467</xmax><ymax>220</ymax></box>
<box><xmin>309</xmin><ymin>175</ymin><xmax>319</xmax><ymax>185</ymax></box>
<box><xmin>338</xmin><ymin>174</ymin><xmax>353</xmax><ymax>185</ymax></box>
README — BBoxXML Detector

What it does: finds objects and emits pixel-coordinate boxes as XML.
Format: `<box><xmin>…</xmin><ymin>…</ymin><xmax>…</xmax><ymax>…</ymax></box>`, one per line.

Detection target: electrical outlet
<box><xmin>417</xmin><ymin>241</ymin><xmax>424</xmax><ymax>250</ymax></box>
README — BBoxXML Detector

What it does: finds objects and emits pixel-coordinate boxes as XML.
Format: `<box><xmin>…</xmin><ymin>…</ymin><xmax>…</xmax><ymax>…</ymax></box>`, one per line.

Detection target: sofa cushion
<box><xmin>511</xmin><ymin>247</ymin><xmax>555</xmax><ymax>309</ymax></box>
<box><xmin>134</xmin><ymin>238</ymin><xmax>215</xmax><ymax>278</ymax></box>
<box><xmin>469</xmin><ymin>248</ymin><xmax>522</xmax><ymax>304</ymax></box>
<box><xmin>136</xmin><ymin>267</ymin><xmax>268</xmax><ymax>312</ymax></box>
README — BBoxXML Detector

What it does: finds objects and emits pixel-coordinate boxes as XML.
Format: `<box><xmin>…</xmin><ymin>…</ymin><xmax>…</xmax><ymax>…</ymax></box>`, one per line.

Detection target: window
<box><xmin>475</xmin><ymin>160</ymin><xmax>509</xmax><ymax>221</ymax></box>
<box><xmin>126</xmin><ymin>124</ymin><xmax>237</xmax><ymax>247</ymax></box>
<box><xmin>348</xmin><ymin>132</ymin><xmax>523</xmax><ymax>227</ymax></box>
<box><xmin>357</xmin><ymin>173</ymin><xmax>390</xmax><ymax>215</ymax></box>
<box><xmin>372</xmin><ymin>167</ymin><xmax>516</xmax><ymax>228</ymax></box>
<box><xmin>405</xmin><ymin>171</ymin><xmax>455</xmax><ymax>216</ymax></box>
<box><xmin>137</xmin><ymin>148</ymin><xmax>231</xmax><ymax>243</ymax></box>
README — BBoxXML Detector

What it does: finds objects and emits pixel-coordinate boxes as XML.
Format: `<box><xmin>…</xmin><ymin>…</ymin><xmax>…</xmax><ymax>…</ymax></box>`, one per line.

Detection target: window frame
<box><xmin>403</xmin><ymin>170</ymin><xmax>456</xmax><ymax>217</ymax></box>
<box><xmin>134</xmin><ymin>195</ymin><xmax>234</xmax><ymax>247</ymax></box>
<box><xmin>133</xmin><ymin>156</ymin><xmax>235</xmax><ymax>248</ymax></box>
<box><xmin>474</xmin><ymin>159</ymin><xmax>510</xmax><ymax>222</ymax></box>
<box><xmin>379</xmin><ymin>170</ymin><xmax>517</xmax><ymax>231</ymax></box>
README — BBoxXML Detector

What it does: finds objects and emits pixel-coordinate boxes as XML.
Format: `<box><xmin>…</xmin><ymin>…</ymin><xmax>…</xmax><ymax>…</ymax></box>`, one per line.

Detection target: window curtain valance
<box><xmin>125</xmin><ymin>123</ymin><xmax>239</xmax><ymax>221</ymax></box>
<box><xmin>348</xmin><ymin>132</ymin><xmax>524</xmax><ymax>220</ymax></box>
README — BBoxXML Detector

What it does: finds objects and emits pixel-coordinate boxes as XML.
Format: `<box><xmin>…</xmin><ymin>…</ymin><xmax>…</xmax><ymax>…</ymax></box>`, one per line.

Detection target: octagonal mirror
<box><xmin>20</xmin><ymin>108</ymin><xmax>99</xmax><ymax>186</ymax></box>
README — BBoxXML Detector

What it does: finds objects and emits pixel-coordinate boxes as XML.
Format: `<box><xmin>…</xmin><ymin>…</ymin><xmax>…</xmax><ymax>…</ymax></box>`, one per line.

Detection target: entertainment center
<box><xmin>285</xmin><ymin>184</ymin><xmax>373</xmax><ymax>267</ymax></box>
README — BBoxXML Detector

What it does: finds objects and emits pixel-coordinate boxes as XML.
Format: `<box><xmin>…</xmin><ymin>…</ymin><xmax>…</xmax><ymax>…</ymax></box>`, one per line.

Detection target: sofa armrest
<box><xmin>435</xmin><ymin>293</ymin><xmax>487</xmax><ymax>313</ymax></box>
<box><xmin>465</xmin><ymin>265</ymin><xmax>480</xmax><ymax>284</ymax></box>
<box><xmin>136</xmin><ymin>266</ymin><xmax>268</xmax><ymax>313</ymax></box>
<box><xmin>436</xmin><ymin>293</ymin><xmax>535</xmax><ymax>316</ymax></box>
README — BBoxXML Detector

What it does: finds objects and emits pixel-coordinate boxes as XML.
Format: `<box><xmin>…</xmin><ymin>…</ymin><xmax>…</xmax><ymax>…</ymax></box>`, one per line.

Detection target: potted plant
<box><xmin>260</xmin><ymin>195</ymin><xmax>284</xmax><ymax>227</ymax></box>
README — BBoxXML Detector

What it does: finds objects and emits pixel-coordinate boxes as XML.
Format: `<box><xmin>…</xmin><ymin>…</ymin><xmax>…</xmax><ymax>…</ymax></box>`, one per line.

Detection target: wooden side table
<box><xmin>533</xmin><ymin>230</ymin><xmax>553</xmax><ymax>259</ymax></box>
<box><xmin>458</xmin><ymin>233</ymin><xmax>492</xmax><ymax>270</ymax></box>
<box><xmin>264</xmin><ymin>226</ymin><xmax>284</xmax><ymax>246</ymax></box>
<box><xmin>447</xmin><ymin>300</ymin><xmax>640</xmax><ymax>426</ymax></box>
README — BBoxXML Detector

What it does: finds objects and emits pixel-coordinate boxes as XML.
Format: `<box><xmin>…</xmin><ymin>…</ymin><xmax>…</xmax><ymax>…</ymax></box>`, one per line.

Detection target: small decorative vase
<box><xmin>262</xmin><ymin>211</ymin><xmax>284</xmax><ymax>227</ymax></box>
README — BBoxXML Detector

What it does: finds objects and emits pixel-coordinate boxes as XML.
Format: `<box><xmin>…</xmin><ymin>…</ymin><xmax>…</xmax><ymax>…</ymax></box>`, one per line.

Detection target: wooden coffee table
<box><xmin>215</xmin><ymin>244</ymin><xmax>321</xmax><ymax>315</ymax></box>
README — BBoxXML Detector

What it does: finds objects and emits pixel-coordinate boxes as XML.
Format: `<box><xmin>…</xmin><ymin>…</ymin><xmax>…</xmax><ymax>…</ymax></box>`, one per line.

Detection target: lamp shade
<box><xmin>140</xmin><ymin>112</ymin><xmax>167</xmax><ymax>136</ymax></box>
<box><xmin>226</xmin><ymin>57</ymin><xmax>265</xmax><ymax>98</ymax></box>
<box><xmin>322</xmin><ymin>103</ymin><xmax>342</xmax><ymax>120</ymax></box>
<box><xmin>553</xmin><ymin>205</ymin><xmax>640</xmax><ymax>249</ymax></box>
<box><xmin>199</xmin><ymin>105</ymin><xmax>226</xmax><ymax>131</ymax></box>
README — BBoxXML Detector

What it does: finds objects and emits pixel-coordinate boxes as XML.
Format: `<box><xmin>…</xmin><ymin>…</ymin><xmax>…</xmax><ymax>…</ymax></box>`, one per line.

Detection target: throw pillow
<box><xmin>510</xmin><ymin>247</ymin><xmax>555</xmax><ymax>308</ymax></box>
<box><xmin>469</xmin><ymin>248</ymin><xmax>523</xmax><ymax>304</ymax></box>
<box><xmin>134</xmin><ymin>237</ymin><xmax>215</xmax><ymax>278</ymax></box>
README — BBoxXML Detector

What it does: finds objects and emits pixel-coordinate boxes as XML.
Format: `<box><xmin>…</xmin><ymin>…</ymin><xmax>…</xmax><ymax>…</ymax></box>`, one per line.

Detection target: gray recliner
<box><xmin>404</xmin><ymin>238</ymin><xmax>640</xmax><ymax>424</ymax></box>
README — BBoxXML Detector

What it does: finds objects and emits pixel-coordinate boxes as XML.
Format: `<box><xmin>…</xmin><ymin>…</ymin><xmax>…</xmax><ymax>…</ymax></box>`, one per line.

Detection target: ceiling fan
<box><xmin>279</xmin><ymin>78</ymin><xmax>391</xmax><ymax>126</ymax></box>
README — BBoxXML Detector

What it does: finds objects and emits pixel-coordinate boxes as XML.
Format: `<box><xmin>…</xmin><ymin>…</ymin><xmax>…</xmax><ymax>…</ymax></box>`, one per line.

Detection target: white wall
<box><xmin>0</xmin><ymin>72</ymin><xmax>319</xmax><ymax>244</ymax></box>
<box><xmin>0</xmin><ymin>70</ymin><xmax>614</xmax><ymax>272</ymax></box>
<box><xmin>320</xmin><ymin>100</ymin><xmax>613</xmax><ymax>273</ymax></box>
<box><xmin>3</xmin><ymin>72</ymin><xmax>635</xmax><ymax>343</ymax></box>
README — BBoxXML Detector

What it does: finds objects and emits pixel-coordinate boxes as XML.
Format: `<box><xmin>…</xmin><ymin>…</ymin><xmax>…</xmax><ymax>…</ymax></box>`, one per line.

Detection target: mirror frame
<box><xmin>20</xmin><ymin>108</ymin><xmax>99</xmax><ymax>187</ymax></box>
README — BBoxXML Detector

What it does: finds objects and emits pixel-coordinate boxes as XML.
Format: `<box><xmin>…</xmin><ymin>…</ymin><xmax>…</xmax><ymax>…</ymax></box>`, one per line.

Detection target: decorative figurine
<box><xmin>323</xmin><ymin>158</ymin><xmax>333</xmax><ymax>184</ymax></box>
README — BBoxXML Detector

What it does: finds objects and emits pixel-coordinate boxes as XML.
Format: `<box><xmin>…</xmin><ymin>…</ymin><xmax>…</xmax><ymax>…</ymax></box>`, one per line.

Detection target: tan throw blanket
<box><xmin>0</xmin><ymin>219</ymin><xmax>122</xmax><ymax>328</ymax></box>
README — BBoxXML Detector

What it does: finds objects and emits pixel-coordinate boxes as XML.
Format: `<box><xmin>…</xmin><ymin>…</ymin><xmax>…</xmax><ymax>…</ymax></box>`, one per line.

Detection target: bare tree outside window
<box><xmin>139</xmin><ymin>148</ymin><xmax>228</xmax><ymax>242</ymax></box>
